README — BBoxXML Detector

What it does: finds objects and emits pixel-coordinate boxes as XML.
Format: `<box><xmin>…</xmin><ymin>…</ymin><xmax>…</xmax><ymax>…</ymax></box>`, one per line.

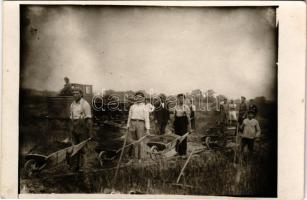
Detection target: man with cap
<box><xmin>238</xmin><ymin>96</ymin><xmax>248</xmax><ymax>125</ymax></box>
<box><xmin>126</xmin><ymin>92</ymin><xmax>150</xmax><ymax>161</ymax></box>
<box><xmin>60</xmin><ymin>77</ymin><xmax>73</xmax><ymax>96</ymax></box>
<box><xmin>69</xmin><ymin>87</ymin><xmax>93</xmax><ymax>172</ymax></box>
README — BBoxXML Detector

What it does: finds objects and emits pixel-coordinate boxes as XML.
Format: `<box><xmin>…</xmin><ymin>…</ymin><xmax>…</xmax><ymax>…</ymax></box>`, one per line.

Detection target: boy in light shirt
<box><xmin>240</xmin><ymin>110</ymin><xmax>261</xmax><ymax>154</ymax></box>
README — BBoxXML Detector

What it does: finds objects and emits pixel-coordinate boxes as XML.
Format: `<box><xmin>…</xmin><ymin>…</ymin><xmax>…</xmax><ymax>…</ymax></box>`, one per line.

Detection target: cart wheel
<box><xmin>24</xmin><ymin>159</ymin><xmax>38</xmax><ymax>177</ymax></box>
<box><xmin>205</xmin><ymin>137</ymin><xmax>212</xmax><ymax>149</ymax></box>
<box><xmin>150</xmin><ymin>145</ymin><xmax>159</xmax><ymax>160</ymax></box>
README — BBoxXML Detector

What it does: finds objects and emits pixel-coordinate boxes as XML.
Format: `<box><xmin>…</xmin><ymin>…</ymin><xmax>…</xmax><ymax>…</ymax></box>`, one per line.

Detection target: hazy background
<box><xmin>20</xmin><ymin>6</ymin><xmax>277</xmax><ymax>100</ymax></box>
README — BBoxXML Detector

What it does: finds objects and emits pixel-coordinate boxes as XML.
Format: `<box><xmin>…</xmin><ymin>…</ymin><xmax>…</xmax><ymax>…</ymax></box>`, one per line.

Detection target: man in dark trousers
<box><xmin>69</xmin><ymin>87</ymin><xmax>93</xmax><ymax>171</ymax></box>
<box><xmin>69</xmin><ymin>87</ymin><xmax>93</xmax><ymax>191</ymax></box>
<box><xmin>153</xmin><ymin>95</ymin><xmax>170</xmax><ymax>135</ymax></box>
<box><xmin>238</xmin><ymin>96</ymin><xmax>248</xmax><ymax>125</ymax></box>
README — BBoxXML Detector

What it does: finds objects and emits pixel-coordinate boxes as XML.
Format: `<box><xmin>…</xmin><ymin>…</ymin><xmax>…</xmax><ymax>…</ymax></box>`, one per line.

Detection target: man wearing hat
<box><xmin>69</xmin><ymin>87</ymin><xmax>93</xmax><ymax>171</ymax></box>
<box><xmin>60</xmin><ymin>76</ymin><xmax>73</xmax><ymax>96</ymax></box>
<box><xmin>126</xmin><ymin>92</ymin><xmax>150</xmax><ymax>161</ymax></box>
<box><xmin>238</xmin><ymin>96</ymin><xmax>248</xmax><ymax>125</ymax></box>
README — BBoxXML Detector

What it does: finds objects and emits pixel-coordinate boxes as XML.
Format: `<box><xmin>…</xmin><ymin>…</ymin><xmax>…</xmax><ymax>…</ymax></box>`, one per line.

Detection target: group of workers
<box><xmin>67</xmin><ymin>84</ymin><xmax>196</xmax><ymax>170</ymax></box>
<box><xmin>219</xmin><ymin>96</ymin><xmax>261</xmax><ymax>156</ymax></box>
<box><xmin>219</xmin><ymin>97</ymin><xmax>258</xmax><ymax>126</ymax></box>
<box><xmin>64</xmin><ymin>75</ymin><xmax>260</xmax><ymax>171</ymax></box>
<box><xmin>126</xmin><ymin>92</ymin><xmax>195</xmax><ymax>161</ymax></box>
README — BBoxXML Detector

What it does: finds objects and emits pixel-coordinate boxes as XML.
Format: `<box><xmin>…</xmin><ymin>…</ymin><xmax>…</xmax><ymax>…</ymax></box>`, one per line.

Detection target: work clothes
<box><xmin>190</xmin><ymin>104</ymin><xmax>196</xmax><ymax>130</ymax></box>
<box><xmin>70</xmin><ymin>98</ymin><xmax>92</xmax><ymax>120</ymax></box>
<box><xmin>70</xmin><ymin>119</ymin><xmax>90</xmax><ymax>170</ymax></box>
<box><xmin>238</xmin><ymin>102</ymin><xmax>248</xmax><ymax>125</ymax></box>
<box><xmin>128</xmin><ymin>120</ymin><xmax>146</xmax><ymax>160</ymax></box>
<box><xmin>218</xmin><ymin>104</ymin><xmax>227</xmax><ymax>133</ymax></box>
<box><xmin>241</xmin><ymin>137</ymin><xmax>255</xmax><ymax>153</ymax></box>
<box><xmin>69</xmin><ymin>97</ymin><xmax>94</xmax><ymax>191</ymax></box>
<box><xmin>153</xmin><ymin>102</ymin><xmax>170</xmax><ymax>135</ymax></box>
<box><xmin>127</xmin><ymin>102</ymin><xmax>150</xmax><ymax>160</ymax></box>
<box><xmin>228</xmin><ymin>103</ymin><xmax>237</xmax><ymax>121</ymax></box>
<box><xmin>174</xmin><ymin>104</ymin><xmax>191</xmax><ymax>155</ymax></box>
<box><xmin>241</xmin><ymin>118</ymin><xmax>261</xmax><ymax>139</ymax></box>
<box><xmin>69</xmin><ymin>98</ymin><xmax>92</xmax><ymax>171</ymax></box>
<box><xmin>127</xmin><ymin>103</ymin><xmax>150</xmax><ymax>130</ymax></box>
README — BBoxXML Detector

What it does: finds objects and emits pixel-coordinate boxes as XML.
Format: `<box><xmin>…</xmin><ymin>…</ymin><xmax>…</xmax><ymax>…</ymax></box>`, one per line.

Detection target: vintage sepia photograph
<box><xmin>19</xmin><ymin>5</ymin><xmax>278</xmax><ymax>197</ymax></box>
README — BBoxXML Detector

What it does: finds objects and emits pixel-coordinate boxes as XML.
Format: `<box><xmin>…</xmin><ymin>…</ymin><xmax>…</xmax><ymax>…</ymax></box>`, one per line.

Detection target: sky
<box><xmin>20</xmin><ymin>6</ymin><xmax>277</xmax><ymax>100</ymax></box>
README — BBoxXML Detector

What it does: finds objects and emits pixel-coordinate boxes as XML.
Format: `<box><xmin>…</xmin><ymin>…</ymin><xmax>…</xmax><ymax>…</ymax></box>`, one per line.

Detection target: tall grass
<box><xmin>20</xmin><ymin>105</ymin><xmax>276</xmax><ymax>196</ymax></box>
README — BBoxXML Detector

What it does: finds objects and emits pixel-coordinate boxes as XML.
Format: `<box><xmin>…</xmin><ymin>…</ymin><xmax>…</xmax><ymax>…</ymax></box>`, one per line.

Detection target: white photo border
<box><xmin>1</xmin><ymin>1</ymin><xmax>306</xmax><ymax>199</ymax></box>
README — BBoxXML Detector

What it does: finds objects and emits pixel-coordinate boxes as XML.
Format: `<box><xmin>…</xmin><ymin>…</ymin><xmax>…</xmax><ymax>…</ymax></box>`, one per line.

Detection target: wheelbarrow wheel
<box><xmin>98</xmin><ymin>151</ymin><xmax>105</xmax><ymax>167</ymax></box>
<box><xmin>149</xmin><ymin>145</ymin><xmax>160</xmax><ymax>160</ymax></box>
<box><xmin>205</xmin><ymin>136</ymin><xmax>212</xmax><ymax>149</ymax></box>
<box><xmin>24</xmin><ymin>159</ymin><xmax>38</xmax><ymax>177</ymax></box>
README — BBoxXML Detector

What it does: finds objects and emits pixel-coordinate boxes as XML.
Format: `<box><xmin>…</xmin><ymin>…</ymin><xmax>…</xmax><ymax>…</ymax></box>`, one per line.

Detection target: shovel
<box><xmin>112</xmin><ymin>129</ymin><xmax>129</xmax><ymax>191</ymax></box>
<box><xmin>111</xmin><ymin>129</ymin><xmax>148</xmax><ymax>191</ymax></box>
<box><xmin>172</xmin><ymin>149</ymin><xmax>195</xmax><ymax>188</ymax></box>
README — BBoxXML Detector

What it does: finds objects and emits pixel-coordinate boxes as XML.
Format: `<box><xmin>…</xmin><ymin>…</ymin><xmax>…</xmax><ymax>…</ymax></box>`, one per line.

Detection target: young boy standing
<box><xmin>240</xmin><ymin>110</ymin><xmax>261</xmax><ymax>154</ymax></box>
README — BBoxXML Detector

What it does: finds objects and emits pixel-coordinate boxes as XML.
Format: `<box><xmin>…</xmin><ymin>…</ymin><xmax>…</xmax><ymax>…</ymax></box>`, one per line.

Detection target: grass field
<box><xmin>19</xmin><ymin>93</ymin><xmax>277</xmax><ymax>196</ymax></box>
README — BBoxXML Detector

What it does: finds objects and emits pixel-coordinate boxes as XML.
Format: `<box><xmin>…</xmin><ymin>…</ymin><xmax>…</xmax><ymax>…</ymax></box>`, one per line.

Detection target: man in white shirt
<box><xmin>127</xmin><ymin>92</ymin><xmax>150</xmax><ymax>160</ymax></box>
<box><xmin>69</xmin><ymin>87</ymin><xmax>93</xmax><ymax>172</ymax></box>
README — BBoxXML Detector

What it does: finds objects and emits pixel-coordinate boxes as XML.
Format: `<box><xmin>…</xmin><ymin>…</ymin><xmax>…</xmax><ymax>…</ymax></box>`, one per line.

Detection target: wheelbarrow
<box><xmin>143</xmin><ymin>132</ymin><xmax>190</xmax><ymax>160</ymax></box>
<box><xmin>96</xmin><ymin>134</ymin><xmax>148</xmax><ymax>167</ymax></box>
<box><xmin>23</xmin><ymin>138</ymin><xmax>92</xmax><ymax>177</ymax></box>
<box><xmin>96</xmin><ymin>132</ymin><xmax>190</xmax><ymax>166</ymax></box>
<box><xmin>202</xmin><ymin>125</ymin><xmax>237</xmax><ymax>149</ymax></box>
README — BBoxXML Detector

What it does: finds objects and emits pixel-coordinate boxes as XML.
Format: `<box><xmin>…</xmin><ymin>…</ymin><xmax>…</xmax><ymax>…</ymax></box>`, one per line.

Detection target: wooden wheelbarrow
<box><xmin>96</xmin><ymin>135</ymin><xmax>148</xmax><ymax>167</ymax></box>
<box><xmin>143</xmin><ymin>132</ymin><xmax>190</xmax><ymax>160</ymax></box>
<box><xmin>23</xmin><ymin>138</ymin><xmax>92</xmax><ymax>177</ymax></box>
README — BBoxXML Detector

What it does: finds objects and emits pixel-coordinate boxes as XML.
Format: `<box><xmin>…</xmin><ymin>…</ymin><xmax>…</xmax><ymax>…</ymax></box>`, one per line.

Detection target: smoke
<box><xmin>20</xmin><ymin>6</ymin><xmax>277</xmax><ymax>100</ymax></box>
